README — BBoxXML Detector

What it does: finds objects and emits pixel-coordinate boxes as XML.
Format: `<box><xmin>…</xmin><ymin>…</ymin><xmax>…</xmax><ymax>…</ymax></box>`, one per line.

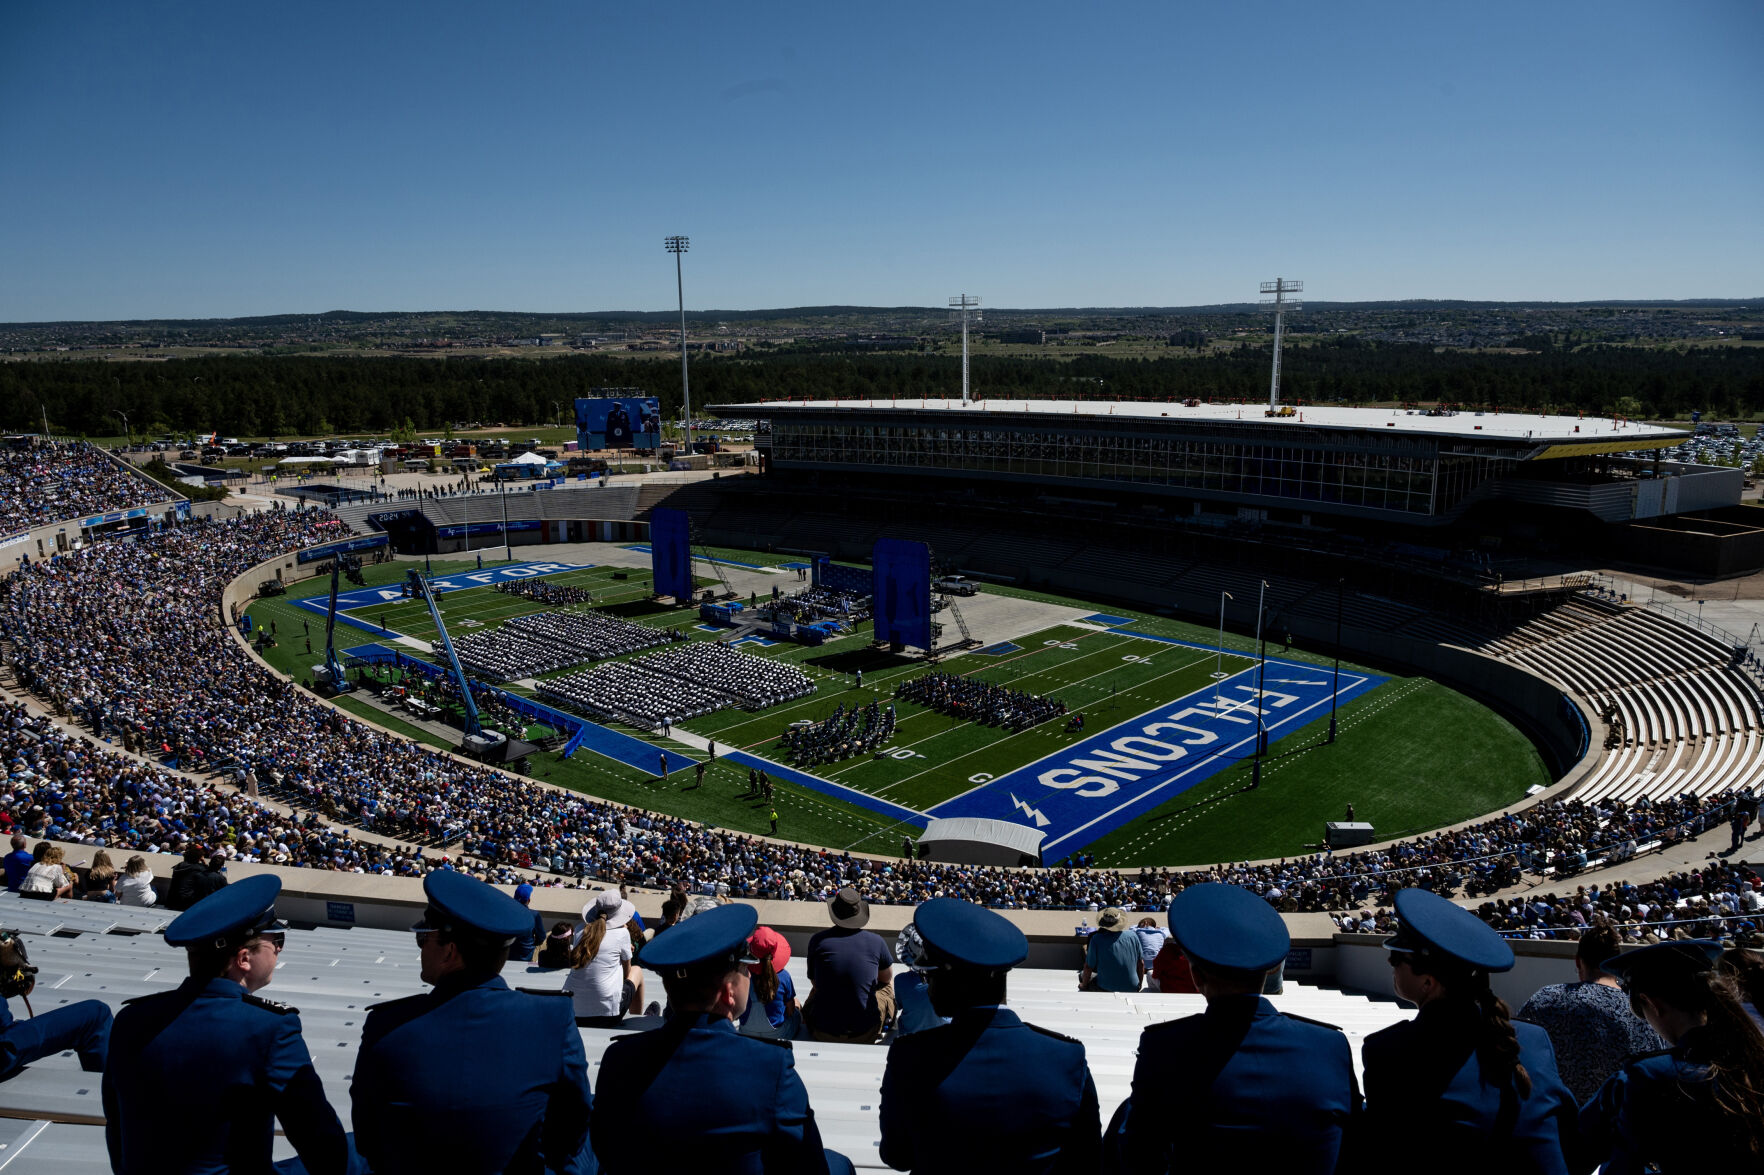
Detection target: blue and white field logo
<box><xmin>928</xmin><ymin>663</ymin><xmax>1383</xmax><ymax>856</ymax></box>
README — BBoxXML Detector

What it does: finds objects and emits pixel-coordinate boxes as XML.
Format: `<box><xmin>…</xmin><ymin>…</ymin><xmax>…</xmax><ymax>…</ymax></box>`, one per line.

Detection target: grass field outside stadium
<box><xmin>241</xmin><ymin>547</ymin><xmax>1551</xmax><ymax>869</ymax></box>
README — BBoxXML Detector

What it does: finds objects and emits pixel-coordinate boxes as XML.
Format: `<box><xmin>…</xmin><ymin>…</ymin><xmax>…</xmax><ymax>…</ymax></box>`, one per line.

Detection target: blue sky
<box><xmin>2</xmin><ymin>1</ymin><xmax>1758</xmax><ymax>320</ymax></box>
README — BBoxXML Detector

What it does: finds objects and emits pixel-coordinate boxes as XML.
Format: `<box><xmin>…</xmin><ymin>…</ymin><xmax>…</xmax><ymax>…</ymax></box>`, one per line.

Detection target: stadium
<box><xmin>0</xmin><ymin>409</ymin><xmax>1759</xmax><ymax>1168</ymax></box>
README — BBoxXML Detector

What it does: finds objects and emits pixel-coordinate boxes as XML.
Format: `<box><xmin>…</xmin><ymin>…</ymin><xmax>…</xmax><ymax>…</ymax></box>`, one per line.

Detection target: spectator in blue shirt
<box><xmin>2</xmin><ymin>836</ymin><xmax>33</xmax><ymax>893</ymax></box>
<box><xmin>1081</xmin><ymin>908</ymin><xmax>1144</xmax><ymax>992</ymax></box>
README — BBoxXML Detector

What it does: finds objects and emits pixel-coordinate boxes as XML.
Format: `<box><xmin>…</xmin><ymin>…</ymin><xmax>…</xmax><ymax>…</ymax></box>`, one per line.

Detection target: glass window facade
<box><xmin>766</xmin><ymin>416</ymin><xmax>1514</xmax><ymax>519</ymax></box>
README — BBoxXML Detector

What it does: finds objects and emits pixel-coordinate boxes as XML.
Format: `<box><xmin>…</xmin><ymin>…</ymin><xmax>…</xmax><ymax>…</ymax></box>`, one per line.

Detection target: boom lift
<box><xmin>310</xmin><ymin>554</ymin><xmax>366</xmax><ymax>695</ymax></box>
<box><xmin>405</xmin><ymin>568</ymin><xmax>508</xmax><ymax>761</ymax></box>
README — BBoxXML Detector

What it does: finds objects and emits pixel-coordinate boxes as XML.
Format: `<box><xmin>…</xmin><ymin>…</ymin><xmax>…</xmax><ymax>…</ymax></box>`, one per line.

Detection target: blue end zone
<box><xmin>290</xmin><ymin>561</ymin><xmax>592</xmax><ymax>636</ymax></box>
<box><xmin>928</xmin><ymin>658</ymin><xmax>1385</xmax><ymax>856</ymax></box>
<box><xmin>779</xmin><ymin>561</ymin><xmax>812</xmax><ymax>570</ymax></box>
<box><xmin>1080</xmin><ymin>613</ymin><xmax>1134</xmax><ymax>627</ymax></box>
<box><xmin>719</xmin><ymin>750</ymin><xmax>928</xmax><ymax>829</ymax></box>
<box><xmin>730</xmin><ymin>636</ymin><xmax>778</xmax><ymax>648</ymax></box>
<box><xmin>977</xmin><ymin>642</ymin><xmax>1023</xmax><ymax>656</ymax></box>
<box><xmin>694</xmin><ymin>624</ymin><xmax>724</xmax><ymax>633</ymax></box>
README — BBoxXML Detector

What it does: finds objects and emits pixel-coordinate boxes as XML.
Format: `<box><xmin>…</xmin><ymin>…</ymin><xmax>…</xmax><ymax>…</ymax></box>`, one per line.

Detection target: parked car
<box><xmin>933</xmin><ymin>575</ymin><xmax>978</xmax><ymax>596</ymax></box>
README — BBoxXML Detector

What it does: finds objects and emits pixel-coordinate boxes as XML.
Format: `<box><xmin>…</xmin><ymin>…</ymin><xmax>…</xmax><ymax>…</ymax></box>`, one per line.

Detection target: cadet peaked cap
<box><xmin>639</xmin><ymin>903</ymin><xmax>759</xmax><ymax>976</ymax></box>
<box><xmin>913</xmin><ymin>897</ymin><xmax>1028</xmax><ymax>971</ymax></box>
<box><xmin>1388</xmin><ymin>887</ymin><xmax>1515</xmax><ymax>973</ymax></box>
<box><xmin>165</xmin><ymin>874</ymin><xmax>285</xmax><ymax>950</ymax></box>
<box><xmin>417</xmin><ymin>870</ymin><xmax>533</xmax><ymax>941</ymax></box>
<box><xmin>1167</xmin><ymin>883</ymin><xmax>1290</xmax><ymax>973</ymax></box>
<box><xmin>1601</xmin><ymin>939</ymin><xmax>1724</xmax><ymax>987</ymax></box>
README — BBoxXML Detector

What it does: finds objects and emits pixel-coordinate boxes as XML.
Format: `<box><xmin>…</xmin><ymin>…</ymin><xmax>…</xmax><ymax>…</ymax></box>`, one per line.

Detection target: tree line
<box><xmin>4</xmin><ymin>343</ymin><xmax>1762</xmax><ymax>438</ymax></box>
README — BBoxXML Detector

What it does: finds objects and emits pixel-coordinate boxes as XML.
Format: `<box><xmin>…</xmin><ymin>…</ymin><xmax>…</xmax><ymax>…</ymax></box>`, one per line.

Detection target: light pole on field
<box><xmin>665</xmin><ymin>236</ymin><xmax>692</xmax><ymax>455</ymax></box>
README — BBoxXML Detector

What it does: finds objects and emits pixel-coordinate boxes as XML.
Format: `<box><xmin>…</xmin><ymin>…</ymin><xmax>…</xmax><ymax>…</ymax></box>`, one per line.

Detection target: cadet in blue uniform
<box><xmin>1355</xmin><ymin>888</ymin><xmax>1579</xmax><ymax>1175</ymax></box>
<box><xmin>0</xmin><ymin>927</ymin><xmax>110</xmax><ymax>1081</ymax></box>
<box><xmin>101</xmin><ymin>874</ymin><xmax>349</xmax><ymax>1175</ymax></box>
<box><xmin>1579</xmin><ymin>939</ymin><xmax>1764</xmax><ymax>1172</ymax></box>
<box><xmin>878</xmin><ymin>897</ymin><xmax>1099</xmax><ymax>1174</ymax></box>
<box><xmin>352</xmin><ymin>871</ymin><xmax>595</xmax><ymax>1175</ymax></box>
<box><xmin>590</xmin><ymin>902</ymin><xmax>853</xmax><ymax>1175</ymax></box>
<box><xmin>1119</xmin><ymin>882</ymin><xmax>1358</xmax><ymax>1174</ymax></box>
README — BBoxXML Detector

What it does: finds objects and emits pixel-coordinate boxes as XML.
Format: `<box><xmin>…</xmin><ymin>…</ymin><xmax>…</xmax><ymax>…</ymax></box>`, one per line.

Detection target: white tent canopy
<box><xmin>506</xmin><ymin>451</ymin><xmax>549</xmax><ymax>465</ymax></box>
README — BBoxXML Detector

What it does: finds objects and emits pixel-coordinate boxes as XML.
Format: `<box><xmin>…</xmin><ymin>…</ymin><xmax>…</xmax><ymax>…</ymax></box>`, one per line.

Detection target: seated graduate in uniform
<box><xmin>879</xmin><ymin>897</ymin><xmax>1100</xmax><ymax>1174</ymax></box>
<box><xmin>102</xmin><ymin>875</ymin><xmax>347</xmax><ymax>1175</ymax></box>
<box><xmin>1117</xmin><ymin>882</ymin><xmax>1359</xmax><ymax>1175</ymax></box>
<box><xmin>1580</xmin><ymin>939</ymin><xmax>1764</xmax><ymax>1172</ymax></box>
<box><xmin>0</xmin><ymin>927</ymin><xmax>110</xmax><ymax>1082</ymax></box>
<box><xmin>1354</xmin><ymin>887</ymin><xmax>1581</xmax><ymax>1175</ymax></box>
<box><xmin>590</xmin><ymin>902</ymin><xmax>853</xmax><ymax>1175</ymax></box>
<box><xmin>351</xmin><ymin>871</ymin><xmax>596</xmax><ymax>1175</ymax></box>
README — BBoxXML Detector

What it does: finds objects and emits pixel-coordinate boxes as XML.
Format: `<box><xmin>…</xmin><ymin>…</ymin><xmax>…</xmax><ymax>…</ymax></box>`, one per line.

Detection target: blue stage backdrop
<box><xmin>651</xmin><ymin>509</ymin><xmax>694</xmax><ymax>600</ymax></box>
<box><xmin>872</xmin><ymin>538</ymin><xmax>932</xmax><ymax>650</ymax></box>
<box><xmin>575</xmin><ymin>391</ymin><xmax>661</xmax><ymax>452</ymax></box>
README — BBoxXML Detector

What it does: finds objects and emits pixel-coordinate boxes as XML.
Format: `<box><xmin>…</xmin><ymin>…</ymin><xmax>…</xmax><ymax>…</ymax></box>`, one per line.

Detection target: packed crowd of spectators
<box><xmin>896</xmin><ymin>670</ymin><xmax>1066</xmax><ymax>731</ymax></box>
<box><xmin>0</xmin><ymin>440</ymin><xmax>166</xmax><ymax>534</ymax></box>
<box><xmin>0</xmin><ymin>506</ymin><xmax>1757</xmax><ymax>936</ymax></box>
<box><xmin>1335</xmin><ymin>859</ymin><xmax>1763</xmax><ymax>950</ymax></box>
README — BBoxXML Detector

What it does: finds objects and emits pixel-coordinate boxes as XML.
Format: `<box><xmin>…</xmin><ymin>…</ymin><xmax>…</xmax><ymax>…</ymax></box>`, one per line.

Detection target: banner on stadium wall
<box><xmin>433</xmin><ymin>520</ymin><xmax>543</xmax><ymax>539</ymax></box>
<box><xmin>575</xmin><ymin>393</ymin><xmax>661</xmax><ymax>452</ymax></box>
<box><xmin>0</xmin><ymin>532</ymin><xmax>29</xmax><ymax>551</ymax></box>
<box><xmin>872</xmin><ymin>538</ymin><xmax>932</xmax><ymax>650</ymax></box>
<box><xmin>651</xmin><ymin>508</ymin><xmax>693</xmax><ymax>600</ymax></box>
<box><xmin>297</xmin><ymin>534</ymin><xmax>392</xmax><ymax>564</ymax></box>
<box><xmin>80</xmin><ymin>506</ymin><xmax>153</xmax><ymax>529</ymax></box>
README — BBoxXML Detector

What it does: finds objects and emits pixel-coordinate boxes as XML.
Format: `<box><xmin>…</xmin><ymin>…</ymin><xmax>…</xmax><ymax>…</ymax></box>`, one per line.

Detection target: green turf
<box><xmin>238</xmin><ymin>551</ymin><xmax>1551</xmax><ymax>865</ymax></box>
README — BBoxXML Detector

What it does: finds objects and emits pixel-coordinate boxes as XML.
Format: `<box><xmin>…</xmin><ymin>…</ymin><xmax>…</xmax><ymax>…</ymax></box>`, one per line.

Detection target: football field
<box><xmin>243</xmin><ymin>549</ymin><xmax>1551</xmax><ymax>866</ymax></box>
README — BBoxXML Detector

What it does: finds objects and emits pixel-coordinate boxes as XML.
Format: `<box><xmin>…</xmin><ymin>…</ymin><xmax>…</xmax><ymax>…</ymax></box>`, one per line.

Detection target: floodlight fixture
<box><xmin>949</xmin><ymin>294</ymin><xmax>981</xmax><ymax>404</ymax></box>
<box><xmin>1259</xmin><ymin>278</ymin><xmax>1303</xmax><ymax>410</ymax></box>
<box><xmin>666</xmin><ymin>237</ymin><xmax>692</xmax><ymax>452</ymax></box>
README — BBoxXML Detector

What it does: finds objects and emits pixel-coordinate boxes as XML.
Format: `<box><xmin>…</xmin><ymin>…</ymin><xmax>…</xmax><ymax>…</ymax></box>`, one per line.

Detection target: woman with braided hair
<box><xmin>1580</xmin><ymin>940</ymin><xmax>1764</xmax><ymax>1172</ymax></box>
<box><xmin>1354</xmin><ymin>888</ymin><xmax>1580</xmax><ymax>1175</ymax></box>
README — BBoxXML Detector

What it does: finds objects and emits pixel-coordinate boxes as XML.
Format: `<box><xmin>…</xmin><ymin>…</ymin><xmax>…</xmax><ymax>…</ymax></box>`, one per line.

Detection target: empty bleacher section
<box><xmin>452</xmin><ymin>608</ymin><xmax>673</xmax><ymax>681</ymax></box>
<box><xmin>1473</xmin><ymin>601</ymin><xmax>1764</xmax><ymax>804</ymax></box>
<box><xmin>538</xmin><ymin>641</ymin><xmax>814</xmax><ymax>729</ymax></box>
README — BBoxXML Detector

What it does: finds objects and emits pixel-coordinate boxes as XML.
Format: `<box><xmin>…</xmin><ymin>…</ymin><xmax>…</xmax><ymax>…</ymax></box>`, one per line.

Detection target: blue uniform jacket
<box><xmin>101</xmin><ymin>976</ymin><xmax>347</xmax><ymax>1175</ymax></box>
<box><xmin>1358</xmin><ymin>998</ymin><xmax>1580</xmax><ymax>1175</ymax></box>
<box><xmin>878</xmin><ymin>1005</ymin><xmax>1100</xmax><ymax>1175</ymax></box>
<box><xmin>591</xmin><ymin>1012</ymin><xmax>835</xmax><ymax>1175</ymax></box>
<box><xmin>1579</xmin><ymin>1025</ymin><xmax>1752</xmax><ymax>1174</ymax></box>
<box><xmin>353</xmin><ymin>972</ymin><xmax>593</xmax><ymax>1175</ymax></box>
<box><xmin>1121</xmin><ymin>994</ymin><xmax>1359</xmax><ymax>1175</ymax></box>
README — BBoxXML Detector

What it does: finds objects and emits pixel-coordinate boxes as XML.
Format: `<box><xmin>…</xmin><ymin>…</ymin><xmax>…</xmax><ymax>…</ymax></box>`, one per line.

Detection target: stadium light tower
<box><xmin>949</xmin><ymin>294</ymin><xmax>980</xmax><ymax>405</ymax></box>
<box><xmin>1260</xmin><ymin>278</ymin><xmax>1303</xmax><ymax>411</ymax></box>
<box><xmin>666</xmin><ymin>236</ymin><xmax>692</xmax><ymax>454</ymax></box>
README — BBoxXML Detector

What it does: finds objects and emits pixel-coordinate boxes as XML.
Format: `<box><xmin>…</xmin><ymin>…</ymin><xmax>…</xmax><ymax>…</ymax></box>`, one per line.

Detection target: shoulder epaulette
<box><xmin>1027</xmin><ymin>1023</ymin><xmax>1083</xmax><ymax>1045</ymax></box>
<box><xmin>1281</xmin><ymin>1011</ymin><xmax>1345</xmax><ymax>1033</ymax></box>
<box><xmin>242</xmin><ymin>994</ymin><xmax>298</xmax><ymax>1016</ymax></box>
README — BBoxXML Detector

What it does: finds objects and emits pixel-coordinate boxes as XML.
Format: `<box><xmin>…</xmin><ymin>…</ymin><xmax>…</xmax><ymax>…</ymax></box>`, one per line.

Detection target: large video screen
<box><xmin>872</xmin><ymin>538</ymin><xmax>932</xmax><ymax>651</ymax></box>
<box><xmin>576</xmin><ymin>392</ymin><xmax>660</xmax><ymax>452</ymax></box>
<box><xmin>651</xmin><ymin>508</ymin><xmax>693</xmax><ymax>601</ymax></box>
